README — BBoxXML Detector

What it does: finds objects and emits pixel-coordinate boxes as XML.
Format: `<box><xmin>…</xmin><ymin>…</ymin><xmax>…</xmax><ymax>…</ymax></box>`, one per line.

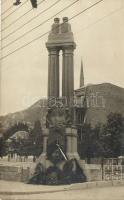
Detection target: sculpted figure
<box><xmin>61</xmin><ymin>17</ymin><xmax>71</xmax><ymax>33</ymax></box>
<box><xmin>51</xmin><ymin>18</ymin><xmax>60</xmax><ymax>34</ymax></box>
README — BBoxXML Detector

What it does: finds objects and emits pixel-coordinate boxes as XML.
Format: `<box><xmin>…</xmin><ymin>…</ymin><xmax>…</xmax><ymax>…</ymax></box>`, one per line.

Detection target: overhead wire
<box><xmin>70</xmin><ymin>0</ymin><xmax>104</xmax><ymax>20</ymax></box>
<box><xmin>2</xmin><ymin>8</ymin><xmax>124</xmax><ymax>71</ymax></box>
<box><xmin>75</xmin><ymin>4</ymin><xmax>123</xmax><ymax>37</ymax></box>
<box><xmin>2</xmin><ymin>0</ymin><xmax>28</xmax><ymax>20</ymax></box>
<box><xmin>1</xmin><ymin>0</ymin><xmax>79</xmax><ymax>50</ymax></box>
<box><xmin>1</xmin><ymin>0</ymin><xmax>105</xmax><ymax>60</ymax></box>
<box><xmin>1</xmin><ymin>0</ymin><xmax>61</xmax><ymax>41</ymax></box>
<box><xmin>1</xmin><ymin>5</ymin><xmax>14</xmax><ymax>16</ymax></box>
<box><xmin>1</xmin><ymin>0</ymin><xmax>46</xmax><ymax>31</ymax></box>
<box><xmin>1</xmin><ymin>0</ymin><xmax>9</xmax><ymax>4</ymax></box>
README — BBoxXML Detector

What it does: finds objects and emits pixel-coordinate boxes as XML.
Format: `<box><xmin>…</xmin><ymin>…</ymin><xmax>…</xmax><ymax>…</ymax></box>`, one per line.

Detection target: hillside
<box><xmin>0</xmin><ymin>99</ymin><xmax>48</xmax><ymax>132</ymax></box>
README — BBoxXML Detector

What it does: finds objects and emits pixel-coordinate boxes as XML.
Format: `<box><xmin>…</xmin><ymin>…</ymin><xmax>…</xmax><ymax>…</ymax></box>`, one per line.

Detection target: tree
<box><xmin>4</xmin><ymin>122</ymin><xmax>29</xmax><ymax>140</ymax></box>
<box><xmin>103</xmin><ymin>113</ymin><xmax>124</xmax><ymax>157</ymax></box>
<box><xmin>30</xmin><ymin>120</ymin><xmax>43</xmax><ymax>156</ymax></box>
<box><xmin>78</xmin><ymin>124</ymin><xmax>101</xmax><ymax>163</ymax></box>
<box><xmin>0</xmin><ymin>137</ymin><xmax>6</xmax><ymax>157</ymax></box>
<box><xmin>78</xmin><ymin>113</ymin><xmax>124</xmax><ymax>161</ymax></box>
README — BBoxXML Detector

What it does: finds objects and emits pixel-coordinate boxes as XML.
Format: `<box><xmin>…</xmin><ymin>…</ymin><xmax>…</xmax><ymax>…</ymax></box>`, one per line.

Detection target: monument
<box><xmin>29</xmin><ymin>17</ymin><xmax>87</xmax><ymax>185</ymax></box>
<box><xmin>45</xmin><ymin>17</ymin><xmax>79</xmax><ymax>160</ymax></box>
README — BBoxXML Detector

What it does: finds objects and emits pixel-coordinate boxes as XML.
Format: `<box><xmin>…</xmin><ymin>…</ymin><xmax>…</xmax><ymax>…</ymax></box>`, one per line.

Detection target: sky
<box><xmin>0</xmin><ymin>0</ymin><xmax>124</xmax><ymax>115</ymax></box>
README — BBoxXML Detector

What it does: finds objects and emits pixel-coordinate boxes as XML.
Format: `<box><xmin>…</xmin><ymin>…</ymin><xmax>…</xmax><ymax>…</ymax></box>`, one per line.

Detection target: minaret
<box><xmin>80</xmin><ymin>59</ymin><xmax>84</xmax><ymax>87</ymax></box>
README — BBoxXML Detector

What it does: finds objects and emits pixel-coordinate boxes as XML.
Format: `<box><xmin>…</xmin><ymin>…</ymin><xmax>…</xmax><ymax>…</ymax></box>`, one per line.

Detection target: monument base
<box><xmin>0</xmin><ymin>160</ymin><xmax>102</xmax><ymax>184</ymax></box>
<box><xmin>0</xmin><ymin>163</ymin><xmax>30</xmax><ymax>182</ymax></box>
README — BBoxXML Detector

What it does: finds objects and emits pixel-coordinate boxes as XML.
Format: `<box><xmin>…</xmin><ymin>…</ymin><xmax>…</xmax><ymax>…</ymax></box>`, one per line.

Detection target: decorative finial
<box><xmin>51</xmin><ymin>18</ymin><xmax>60</xmax><ymax>34</ymax></box>
<box><xmin>54</xmin><ymin>18</ymin><xmax>60</xmax><ymax>23</ymax></box>
<box><xmin>61</xmin><ymin>17</ymin><xmax>71</xmax><ymax>33</ymax></box>
<box><xmin>62</xmin><ymin>17</ymin><xmax>69</xmax><ymax>22</ymax></box>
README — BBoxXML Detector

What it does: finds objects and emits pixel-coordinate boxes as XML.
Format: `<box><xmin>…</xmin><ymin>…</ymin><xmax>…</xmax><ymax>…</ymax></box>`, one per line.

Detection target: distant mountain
<box><xmin>0</xmin><ymin>83</ymin><xmax>124</xmax><ymax>134</ymax></box>
<box><xmin>0</xmin><ymin>99</ymin><xmax>48</xmax><ymax>132</ymax></box>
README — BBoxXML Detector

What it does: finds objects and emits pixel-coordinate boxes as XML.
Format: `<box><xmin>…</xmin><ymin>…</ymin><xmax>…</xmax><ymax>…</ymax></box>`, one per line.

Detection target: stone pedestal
<box><xmin>65</xmin><ymin>127</ymin><xmax>80</xmax><ymax>160</ymax></box>
<box><xmin>39</xmin><ymin>128</ymin><xmax>49</xmax><ymax>165</ymax></box>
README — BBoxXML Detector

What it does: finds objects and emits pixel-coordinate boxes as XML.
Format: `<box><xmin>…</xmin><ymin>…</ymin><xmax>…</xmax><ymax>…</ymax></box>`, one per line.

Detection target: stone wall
<box><xmin>0</xmin><ymin>165</ymin><xmax>30</xmax><ymax>182</ymax></box>
<box><xmin>0</xmin><ymin>162</ymin><xmax>102</xmax><ymax>183</ymax></box>
<box><xmin>3</xmin><ymin>163</ymin><xmax>124</xmax><ymax>183</ymax></box>
<box><xmin>85</xmin><ymin>164</ymin><xmax>102</xmax><ymax>181</ymax></box>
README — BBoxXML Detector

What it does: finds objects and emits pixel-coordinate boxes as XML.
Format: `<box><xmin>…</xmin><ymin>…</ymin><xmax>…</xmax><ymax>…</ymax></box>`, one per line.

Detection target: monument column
<box><xmin>38</xmin><ymin>128</ymin><xmax>49</xmax><ymax>165</ymax></box>
<box><xmin>62</xmin><ymin>45</ymin><xmax>75</xmax><ymax>104</ymax></box>
<box><xmin>72</xmin><ymin>128</ymin><xmax>80</xmax><ymax>160</ymax></box>
<box><xmin>65</xmin><ymin>127</ymin><xmax>80</xmax><ymax>160</ymax></box>
<box><xmin>65</xmin><ymin>127</ymin><xmax>73</xmax><ymax>159</ymax></box>
<box><xmin>42</xmin><ymin>129</ymin><xmax>49</xmax><ymax>154</ymax></box>
<box><xmin>47</xmin><ymin>48</ymin><xmax>59</xmax><ymax>98</ymax></box>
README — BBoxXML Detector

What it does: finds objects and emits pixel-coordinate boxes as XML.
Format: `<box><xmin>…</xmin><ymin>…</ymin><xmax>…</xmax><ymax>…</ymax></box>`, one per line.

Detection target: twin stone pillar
<box><xmin>47</xmin><ymin>44</ymin><xmax>75</xmax><ymax>102</ymax></box>
<box><xmin>66</xmin><ymin>127</ymin><xmax>80</xmax><ymax>160</ymax></box>
<box><xmin>46</xmin><ymin>17</ymin><xmax>76</xmax><ymax>101</ymax></box>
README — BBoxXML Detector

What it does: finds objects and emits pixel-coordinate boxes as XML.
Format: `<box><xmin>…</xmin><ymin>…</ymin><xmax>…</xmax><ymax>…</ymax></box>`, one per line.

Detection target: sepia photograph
<box><xmin>0</xmin><ymin>0</ymin><xmax>124</xmax><ymax>199</ymax></box>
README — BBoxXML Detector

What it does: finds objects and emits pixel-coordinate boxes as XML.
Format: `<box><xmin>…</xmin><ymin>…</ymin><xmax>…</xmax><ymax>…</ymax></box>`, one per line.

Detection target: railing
<box><xmin>103</xmin><ymin>158</ymin><xmax>124</xmax><ymax>181</ymax></box>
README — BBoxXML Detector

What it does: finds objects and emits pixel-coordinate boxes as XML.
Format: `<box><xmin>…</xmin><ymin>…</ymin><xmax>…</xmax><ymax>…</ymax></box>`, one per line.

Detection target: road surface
<box><xmin>0</xmin><ymin>181</ymin><xmax>124</xmax><ymax>200</ymax></box>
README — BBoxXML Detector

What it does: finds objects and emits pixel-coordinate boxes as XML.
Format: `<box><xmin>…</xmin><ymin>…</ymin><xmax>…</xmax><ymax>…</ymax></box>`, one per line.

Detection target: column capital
<box><xmin>65</xmin><ymin>127</ymin><xmax>72</xmax><ymax>136</ymax></box>
<box><xmin>62</xmin><ymin>42</ymin><xmax>76</xmax><ymax>50</ymax></box>
<box><xmin>62</xmin><ymin>46</ymin><xmax>75</xmax><ymax>56</ymax></box>
<box><xmin>46</xmin><ymin>41</ymin><xmax>76</xmax><ymax>50</ymax></box>
<box><xmin>47</xmin><ymin>47</ymin><xmax>59</xmax><ymax>51</ymax></box>
<box><xmin>65</xmin><ymin>127</ymin><xmax>77</xmax><ymax>136</ymax></box>
<box><xmin>47</xmin><ymin>47</ymin><xmax>60</xmax><ymax>55</ymax></box>
<box><xmin>72</xmin><ymin>128</ymin><xmax>78</xmax><ymax>137</ymax></box>
<box><xmin>42</xmin><ymin>128</ymin><xmax>49</xmax><ymax>137</ymax></box>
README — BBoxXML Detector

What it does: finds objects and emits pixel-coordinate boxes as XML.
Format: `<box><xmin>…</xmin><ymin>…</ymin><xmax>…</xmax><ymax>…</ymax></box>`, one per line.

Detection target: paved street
<box><xmin>0</xmin><ymin>181</ymin><xmax>124</xmax><ymax>200</ymax></box>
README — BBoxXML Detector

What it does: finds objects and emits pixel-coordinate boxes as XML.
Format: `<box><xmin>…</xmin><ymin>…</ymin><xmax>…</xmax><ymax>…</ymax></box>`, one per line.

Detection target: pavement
<box><xmin>0</xmin><ymin>180</ymin><xmax>69</xmax><ymax>195</ymax></box>
<box><xmin>0</xmin><ymin>180</ymin><xmax>124</xmax><ymax>200</ymax></box>
<box><xmin>0</xmin><ymin>158</ymin><xmax>124</xmax><ymax>199</ymax></box>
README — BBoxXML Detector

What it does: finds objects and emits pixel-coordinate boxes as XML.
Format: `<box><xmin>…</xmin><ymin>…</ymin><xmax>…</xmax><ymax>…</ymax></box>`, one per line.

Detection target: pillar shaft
<box><xmin>48</xmin><ymin>48</ymin><xmax>59</xmax><ymax>98</ymax></box>
<box><xmin>72</xmin><ymin>135</ymin><xmax>78</xmax><ymax>154</ymax></box>
<box><xmin>38</xmin><ymin>129</ymin><xmax>49</xmax><ymax>165</ymax></box>
<box><xmin>42</xmin><ymin>129</ymin><xmax>49</xmax><ymax>154</ymax></box>
<box><xmin>66</xmin><ymin>135</ymin><xmax>72</xmax><ymax>155</ymax></box>
<box><xmin>72</xmin><ymin>129</ymin><xmax>80</xmax><ymax>159</ymax></box>
<box><xmin>43</xmin><ymin>136</ymin><xmax>48</xmax><ymax>153</ymax></box>
<box><xmin>62</xmin><ymin>47</ymin><xmax>74</xmax><ymax>103</ymax></box>
<box><xmin>65</xmin><ymin>127</ymin><xmax>80</xmax><ymax>160</ymax></box>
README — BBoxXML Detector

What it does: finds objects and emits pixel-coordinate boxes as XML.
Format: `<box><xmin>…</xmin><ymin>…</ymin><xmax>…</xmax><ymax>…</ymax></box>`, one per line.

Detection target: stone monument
<box><xmin>44</xmin><ymin>17</ymin><xmax>79</xmax><ymax>160</ymax></box>
<box><xmin>33</xmin><ymin>17</ymin><xmax>87</xmax><ymax>185</ymax></box>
